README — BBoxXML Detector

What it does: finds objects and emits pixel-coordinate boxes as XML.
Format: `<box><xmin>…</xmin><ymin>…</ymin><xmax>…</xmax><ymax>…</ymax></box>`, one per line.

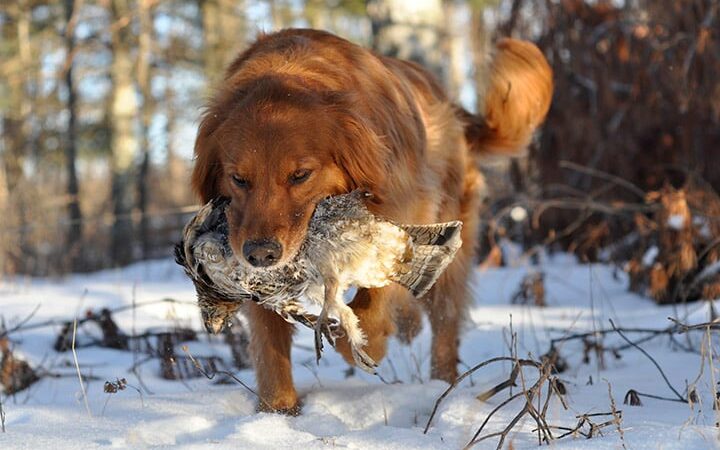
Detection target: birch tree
<box><xmin>137</xmin><ymin>0</ymin><xmax>155</xmax><ymax>259</ymax></box>
<box><xmin>63</xmin><ymin>0</ymin><xmax>83</xmax><ymax>269</ymax></box>
<box><xmin>108</xmin><ymin>0</ymin><xmax>139</xmax><ymax>265</ymax></box>
<box><xmin>366</xmin><ymin>0</ymin><xmax>447</xmax><ymax>85</ymax></box>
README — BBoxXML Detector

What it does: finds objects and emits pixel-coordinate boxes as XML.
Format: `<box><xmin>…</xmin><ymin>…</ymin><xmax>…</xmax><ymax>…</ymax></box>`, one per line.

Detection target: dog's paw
<box><xmin>256</xmin><ymin>398</ymin><xmax>301</xmax><ymax>416</ymax></box>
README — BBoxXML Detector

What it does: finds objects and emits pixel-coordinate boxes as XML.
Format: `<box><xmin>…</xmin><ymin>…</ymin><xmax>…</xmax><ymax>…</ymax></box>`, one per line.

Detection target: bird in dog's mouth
<box><xmin>175</xmin><ymin>190</ymin><xmax>463</xmax><ymax>373</ymax></box>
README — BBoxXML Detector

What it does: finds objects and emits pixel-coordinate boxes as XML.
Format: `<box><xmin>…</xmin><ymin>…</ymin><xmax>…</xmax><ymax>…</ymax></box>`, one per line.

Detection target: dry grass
<box><xmin>72</xmin><ymin>319</ymin><xmax>92</xmax><ymax>417</ymax></box>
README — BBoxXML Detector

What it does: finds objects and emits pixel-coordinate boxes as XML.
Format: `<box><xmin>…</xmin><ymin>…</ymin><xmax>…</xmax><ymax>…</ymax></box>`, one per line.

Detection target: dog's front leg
<box><xmin>244</xmin><ymin>301</ymin><xmax>299</xmax><ymax>414</ymax></box>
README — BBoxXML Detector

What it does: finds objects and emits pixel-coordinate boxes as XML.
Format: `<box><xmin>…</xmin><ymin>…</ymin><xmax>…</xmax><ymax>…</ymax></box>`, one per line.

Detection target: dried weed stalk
<box><xmin>180</xmin><ymin>345</ymin><xmax>271</xmax><ymax>411</ymax></box>
<box><xmin>547</xmin><ymin>411</ymin><xmax>622</xmax><ymax>440</ymax></box>
<box><xmin>423</xmin><ymin>354</ymin><xmax>571</xmax><ymax>450</ymax></box>
<box><xmin>101</xmin><ymin>377</ymin><xmax>144</xmax><ymax>416</ymax></box>
<box><xmin>72</xmin><ymin>319</ymin><xmax>92</xmax><ymax>417</ymax></box>
<box><xmin>605</xmin><ymin>381</ymin><xmax>628</xmax><ymax>450</ymax></box>
<box><xmin>432</xmin><ymin>313</ymin><xmax>720</xmax><ymax>449</ymax></box>
<box><xmin>0</xmin><ymin>392</ymin><xmax>5</xmax><ymax>433</ymax></box>
<box><xmin>610</xmin><ymin>319</ymin><xmax>687</xmax><ymax>403</ymax></box>
<box><xmin>2</xmin><ymin>296</ymin><xmax>253</xmax><ymax>395</ymax></box>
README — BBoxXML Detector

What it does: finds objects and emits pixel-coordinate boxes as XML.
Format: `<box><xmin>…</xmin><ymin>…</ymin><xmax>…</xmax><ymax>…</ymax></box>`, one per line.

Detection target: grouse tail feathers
<box><xmin>394</xmin><ymin>221</ymin><xmax>463</xmax><ymax>298</ymax></box>
<box><xmin>174</xmin><ymin>240</ymin><xmax>187</xmax><ymax>267</ymax></box>
<box><xmin>399</xmin><ymin>220</ymin><xmax>463</xmax><ymax>246</ymax></box>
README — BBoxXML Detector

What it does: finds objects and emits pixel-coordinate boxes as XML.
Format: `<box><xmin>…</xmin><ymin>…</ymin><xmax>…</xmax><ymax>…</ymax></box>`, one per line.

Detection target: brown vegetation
<box><xmin>617</xmin><ymin>182</ymin><xmax>720</xmax><ymax>304</ymax></box>
<box><xmin>512</xmin><ymin>0</ymin><xmax>720</xmax><ymax>254</ymax></box>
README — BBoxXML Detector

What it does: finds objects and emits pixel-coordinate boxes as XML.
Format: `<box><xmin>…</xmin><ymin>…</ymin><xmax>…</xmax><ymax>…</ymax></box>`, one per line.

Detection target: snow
<box><xmin>1</xmin><ymin>256</ymin><xmax>719</xmax><ymax>449</ymax></box>
<box><xmin>509</xmin><ymin>206</ymin><xmax>528</xmax><ymax>222</ymax></box>
<box><xmin>642</xmin><ymin>246</ymin><xmax>659</xmax><ymax>266</ymax></box>
<box><xmin>667</xmin><ymin>214</ymin><xmax>686</xmax><ymax>230</ymax></box>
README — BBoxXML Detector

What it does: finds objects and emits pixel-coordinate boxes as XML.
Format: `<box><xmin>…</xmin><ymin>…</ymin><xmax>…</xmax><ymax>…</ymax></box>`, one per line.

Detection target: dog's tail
<box><xmin>393</xmin><ymin>221</ymin><xmax>463</xmax><ymax>298</ymax></box>
<box><xmin>460</xmin><ymin>38</ymin><xmax>553</xmax><ymax>156</ymax></box>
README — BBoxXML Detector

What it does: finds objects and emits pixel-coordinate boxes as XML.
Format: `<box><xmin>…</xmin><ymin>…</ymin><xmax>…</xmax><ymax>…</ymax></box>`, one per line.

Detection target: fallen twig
<box><xmin>423</xmin><ymin>356</ymin><xmax>526</xmax><ymax>434</ymax></box>
<box><xmin>428</xmin><ymin>313</ymin><xmax>718</xmax><ymax>448</ymax></box>
<box><xmin>550</xmin><ymin>411</ymin><xmax>621</xmax><ymax>439</ymax></box>
<box><xmin>2</xmin><ymin>298</ymin><xmax>195</xmax><ymax>340</ymax></box>
<box><xmin>547</xmin><ymin>317</ymin><xmax>709</xmax><ymax>361</ymax></box>
<box><xmin>667</xmin><ymin>317</ymin><xmax>720</xmax><ymax>334</ymax></box>
<box><xmin>423</xmin><ymin>351</ymin><xmax>567</xmax><ymax>449</ymax></box>
<box><xmin>559</xmin><ymin>160</ymin><xmax>647</xmax><ymax>199</ymax></box>
<box><xmin>180</xmin><ymin>345</ymin><xmax>270</xmax><ymax>411</ymax></box>
<box><xmin>0</xmin><ymin>304</ymin><xmax>41</xmax><ymax>340</ymax></box>
<box><xmin>609</xmin><ymin>319</ymin><xmax>687</xmax><ymax>403</ymax></box>
<box><xmin>549</xmin><ymin>324</ymin><xmax>677</xmax><ymax>348</ymax></box>
<box><xmin>465</xmin><ymin>360</ymin><xmax>556</xmax><ymax>449</ymax></box>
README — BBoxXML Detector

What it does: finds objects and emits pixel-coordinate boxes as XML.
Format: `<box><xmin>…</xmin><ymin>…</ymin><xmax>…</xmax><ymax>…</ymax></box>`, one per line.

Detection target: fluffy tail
<box><xmin>394</xmin><ymin>221</ymin><xmax>463</xmax><ymax>298</ymax></box>
<box><xmin>461</xmin><ymin>38</ymin><xmax>553</xmax><ymax>156</ymax></box>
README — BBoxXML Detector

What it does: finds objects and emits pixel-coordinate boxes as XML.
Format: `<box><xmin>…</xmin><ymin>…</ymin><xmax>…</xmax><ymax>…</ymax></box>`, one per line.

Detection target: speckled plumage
<box><xmin>176</xmin><ymin>191</ymin><xmax>463</xmax><ymax>373</ymax></box>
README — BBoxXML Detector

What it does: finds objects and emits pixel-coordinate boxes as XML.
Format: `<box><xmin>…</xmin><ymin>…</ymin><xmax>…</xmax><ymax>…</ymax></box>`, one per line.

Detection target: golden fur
<box><xmin>191</xmin><ymin>29</ymin><xmax>553</xmax><ymax>413</ymax></box>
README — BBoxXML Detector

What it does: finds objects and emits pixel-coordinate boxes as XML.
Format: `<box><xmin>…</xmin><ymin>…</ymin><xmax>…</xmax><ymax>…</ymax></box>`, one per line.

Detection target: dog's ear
<box><xmin>192</xmin><ymin>109</ymin><xmax>226</xmax><ymax>202</ymax></box>
<box><xmin>330</xmin><ymin>109</ymin><xmax>390</xmax><ymax>199</ymax></box>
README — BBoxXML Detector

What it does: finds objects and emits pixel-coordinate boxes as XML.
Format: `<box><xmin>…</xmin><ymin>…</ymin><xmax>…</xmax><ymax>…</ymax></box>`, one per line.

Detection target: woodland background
<box><xmin>1</xmin><ymin>0</ymin><xmax>718</xmax><ymax>276</ymax></box>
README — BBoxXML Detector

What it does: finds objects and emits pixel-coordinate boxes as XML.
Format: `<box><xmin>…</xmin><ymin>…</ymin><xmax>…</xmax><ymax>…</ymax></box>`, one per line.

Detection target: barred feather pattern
<box><xmin>176</xmin><ymin>190</ymin><xmax>462</xmax><ymax>372</ymax></box>
<box><xmin>174</xmin><ymin>201</ymin><xmax>328</xmax><ymax>334</ymax></box>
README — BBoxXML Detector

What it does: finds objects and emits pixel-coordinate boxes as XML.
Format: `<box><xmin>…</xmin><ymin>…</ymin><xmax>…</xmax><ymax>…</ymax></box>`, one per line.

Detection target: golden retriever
<box><xmin>192</xmin><ymin>29</ymin><xmax>552</xmax><ymax>413</ymax></box>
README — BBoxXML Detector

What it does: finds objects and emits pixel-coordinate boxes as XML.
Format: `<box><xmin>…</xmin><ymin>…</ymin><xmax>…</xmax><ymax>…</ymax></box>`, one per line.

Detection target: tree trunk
<box><xmin>1</xmin><ymin>1</ymin><xmax>33</xmax><ymax>273</ymax></box>
<box><xmin>201</xmin><ymin>0</ymin><xmax>246</xmax><ymax>87</ymax></box>
<box><xmin>2</xmin><ymin>2</ymin><xmax>30</xmax><ymax>199</ymax></box>
<box><xmin>366</xmin><ymin>0</ymin><xmax>447</xmax><ymax>86</ymax></box>
<box><xmin>469</xmin><ymin>4</ymin><xmax>490</xmax><ymax>114</ymax></box>
<box><xmin>441</xmin><ymin>0</ymin><xmax>465</xmax><ymax>100</ymax></box>
<box><xmin>269</xmin><ymin>0</ymin><xmax>291</xmax><ymax>29</ymax></box>
<box><xmin>163</xmin><ymin>78</ymin><xmax>185</xmax><ymax>206</ymax></box>
<box><xmin>109</xmin><ymin>0</ymin><xmax>139</xmax><ymax>266</ymax></box>
<box><xmin>63</xmin><ymin>0</ymin><xmax>83</xmax><ymax>270</ymax></box>
<box><xmin>303</xmin><ymin>0</ymin><xmax>326</xmax><ymax>29</ymax></box>
<box><xmin>137</xmin><ymin>0</ymin><xmax>154</xmax><ymax>260</ymax></box>
<box><xmin>498</xmin><ymin>0</ymin><xmax>524</xmax><ymax>37</ymax></box>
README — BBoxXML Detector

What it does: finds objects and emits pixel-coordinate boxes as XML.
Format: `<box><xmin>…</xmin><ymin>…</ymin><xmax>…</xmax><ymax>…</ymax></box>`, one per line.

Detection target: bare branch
<box><xmin>609</xmin><ymin>319</ymin><xmax>686</xmax><ymax>403</ymax></box>
<box><xmin>559</xmin><ymin>160</ymin><xmax>647</xmax><ymax>199</ymax></box>
<box><xmin>180</xmin><ymin>345</ymin><xmax>270</xmax><ymax>411</ymax></box>
<box><xmin>423</xmin><ymin>356</ymin><xmax>532</xmax><ymax>434</ymax></box>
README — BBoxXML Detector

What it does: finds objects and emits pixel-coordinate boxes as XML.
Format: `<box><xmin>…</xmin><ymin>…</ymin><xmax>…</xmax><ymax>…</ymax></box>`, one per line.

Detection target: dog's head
<box><xmin>192</xmin><ymin>77</ymin><xmax>387</xmax><ymax>268</ymax></box>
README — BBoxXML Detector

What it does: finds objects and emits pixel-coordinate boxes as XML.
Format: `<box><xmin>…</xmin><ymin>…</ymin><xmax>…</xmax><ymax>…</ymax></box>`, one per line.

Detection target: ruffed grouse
<box><xmin>176</xmin><ymin>191</ymin><xmax>462</xmax><ymax>373</ymax></box>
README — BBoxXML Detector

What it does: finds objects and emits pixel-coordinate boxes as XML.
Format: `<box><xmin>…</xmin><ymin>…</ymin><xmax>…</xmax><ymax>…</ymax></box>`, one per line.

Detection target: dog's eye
<box><xmin>231</xmin><ymin>174</ymin><xmax>250</xmax><ymax>189</ymax></box>
<box><xmin>289</xmin><ymin>169</ymin><xmax>312</xmax><ymax>185</ymax></box>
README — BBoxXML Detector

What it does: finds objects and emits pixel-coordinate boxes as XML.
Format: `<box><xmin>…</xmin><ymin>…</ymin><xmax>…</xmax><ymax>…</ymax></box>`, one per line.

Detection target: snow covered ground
<box><xmin>1</xmin><ymin>254</ymin><xmax>719</xmax><ymax>449</ymax></box>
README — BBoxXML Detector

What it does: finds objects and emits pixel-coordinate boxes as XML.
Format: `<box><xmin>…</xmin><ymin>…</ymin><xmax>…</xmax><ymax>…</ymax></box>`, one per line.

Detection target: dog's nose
<box><xmin>242</xmin><ymin>238</ymin><xmax>283</xmax><ymax>267</ymax></box>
